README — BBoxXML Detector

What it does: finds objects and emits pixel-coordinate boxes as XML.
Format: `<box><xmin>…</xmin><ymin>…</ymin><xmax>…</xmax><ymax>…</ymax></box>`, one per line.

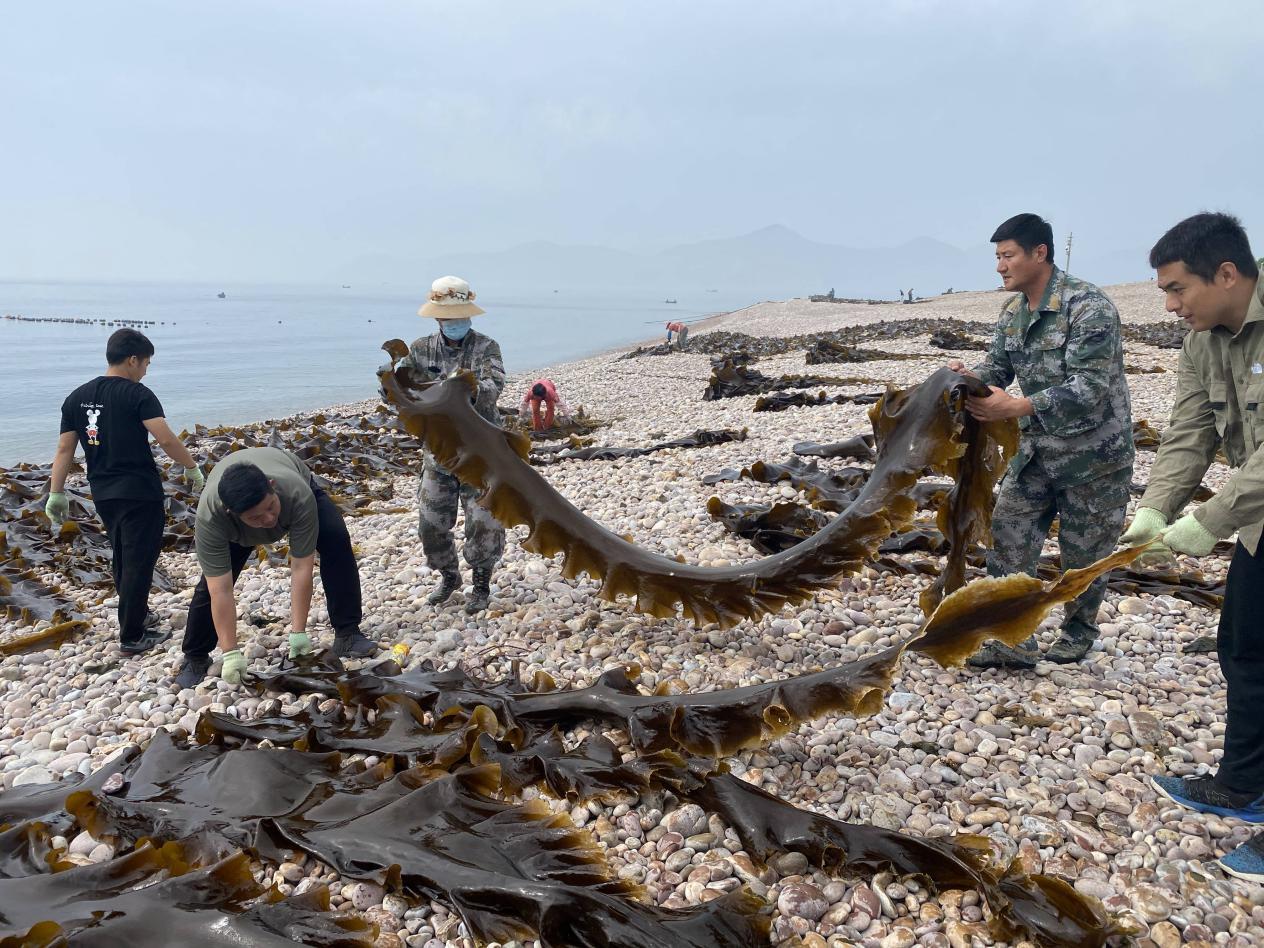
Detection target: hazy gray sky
<box><xmin>3</xmin><ymin>1</ymin><xmax>1261</xmax><ymax>282</ymax></box>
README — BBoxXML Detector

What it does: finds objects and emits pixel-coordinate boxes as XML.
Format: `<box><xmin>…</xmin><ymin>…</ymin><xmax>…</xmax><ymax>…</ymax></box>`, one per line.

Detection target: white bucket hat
<box><xmin>417</xmin><ymin>275</ymin><xmax>486</xmax><ymax>318</ymax></box>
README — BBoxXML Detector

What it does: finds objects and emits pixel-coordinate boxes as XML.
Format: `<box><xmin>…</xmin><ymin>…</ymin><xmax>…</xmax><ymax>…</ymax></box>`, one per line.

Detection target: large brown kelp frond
<box><xmin>686</xmin><ymin>773</ymin><xmax>1115</xmax><ymax>948</ymax></box>
<box><xmin>0</xmin><ymin>840</ymin><xmax>376</xmax><ymax>947</ymax></box>
<box><xmin>908</xmin><ymin>545</ymin><xmax>1147</xmax><ymax>668</ymax></box>
<box><xmin>379</xmin><ymin>354</ymin><xmax>1008</xmax><ymax>628</ymax></box>
<box><xmin>919</xmin><ymin>408</ymin><xmax>1018</xmax><ymax>616</ymax></box>
<box><xmin>269</xmin><ymin>766</ymin><xmax>770</xmax><ymax>948</ymax></box>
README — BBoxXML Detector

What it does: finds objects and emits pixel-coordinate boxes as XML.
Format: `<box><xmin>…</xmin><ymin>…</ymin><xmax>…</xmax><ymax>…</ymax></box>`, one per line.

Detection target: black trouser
<box><xmin>181</xmin><ymin>483</ymin><xmax>362</xmax><ymax>657</ymax></box>
<box><xmin>1216</xmin><ymin>540</ymin><xmax>1264</xmax><ymax>794</ymax></box>
<box><xmin>95</xmin><ymin>497</ymin><xmax>165</xmax><ymax>646</ymax></box>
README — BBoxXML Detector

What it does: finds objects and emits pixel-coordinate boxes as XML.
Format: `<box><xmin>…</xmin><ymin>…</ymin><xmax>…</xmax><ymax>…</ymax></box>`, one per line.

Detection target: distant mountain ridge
<box><xmin>342</xmin><ymin>224</ymin><xmax>1151</xmax><ymax>299</ymax></box>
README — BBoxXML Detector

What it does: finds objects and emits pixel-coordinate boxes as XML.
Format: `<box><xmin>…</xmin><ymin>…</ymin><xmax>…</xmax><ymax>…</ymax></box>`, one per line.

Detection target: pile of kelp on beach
<box><xmin>617</xmin><ymin>317</ymin><xmax>1189</xmax><ymax>361</ymax></box>
<box><xmin>0</xmin><ymin>355</ymin><xmax>1149</xmax><ymax>945</ymax></box>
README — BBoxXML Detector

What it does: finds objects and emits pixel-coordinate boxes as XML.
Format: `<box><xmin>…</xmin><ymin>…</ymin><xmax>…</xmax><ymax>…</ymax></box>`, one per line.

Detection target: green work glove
<box><xmin>185</xmin><ymin>465</ymin><xmax>205</xmax><ymax>492</ymax></box>
<box><xmin>45</xmin><ymin>492</ymin><xmax>69</xmax><ymax>528</ymax></box>
<box><xmin>1159</xmin><ymin>514</ymin><xmax>1219</xmax><ymax>557</ymax></box>
<box><xmin>1119</xmin><ymin>507</ymin><xmax>1167</xmax><ymax>545</ymax></box>
<box><xmin>288</xmin><ymin>632</ymin><xmax>312</xmax><ymax>659</ymax></box>
<box><xmin>221</xmin><ymin>649</ymin><xmax>247</xmax><ymax>684</ymax></box>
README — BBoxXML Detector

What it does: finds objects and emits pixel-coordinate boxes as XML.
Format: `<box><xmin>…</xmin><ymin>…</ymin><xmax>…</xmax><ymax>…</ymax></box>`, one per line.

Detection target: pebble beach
<box><xmin>3</xmin><ymin>281</ymin><xmax>1261</xmax><ymax>947</ymax></box>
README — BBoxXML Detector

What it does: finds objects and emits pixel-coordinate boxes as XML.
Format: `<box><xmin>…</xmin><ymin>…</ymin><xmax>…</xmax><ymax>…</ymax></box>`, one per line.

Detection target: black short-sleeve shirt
<box><xmin>60</xmin><ymin>376</ymin><xmax>165</xmax><ymax>501</ymax></box>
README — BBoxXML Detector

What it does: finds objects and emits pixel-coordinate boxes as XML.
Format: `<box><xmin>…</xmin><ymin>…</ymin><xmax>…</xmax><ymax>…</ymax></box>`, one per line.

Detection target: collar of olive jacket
<box><xmin>1210</xmin><ymin>277</ymin><xmax>1264</xmax><ymax>339</ymax></box>
<box><xmin>1002</xmin><ymin>265</ymin><xmax>1066</xmax><ymax>342</ymax></box>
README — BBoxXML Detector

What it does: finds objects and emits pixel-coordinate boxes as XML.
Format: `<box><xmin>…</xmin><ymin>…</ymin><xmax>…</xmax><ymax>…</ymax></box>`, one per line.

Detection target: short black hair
<box><xmin>217</xmin><ymin>461</ymin><xmax>272</xmax><ymax>514</ymax></box>
<box><xmin>532</xmin><ymin>382</ymin><xmax>547</xmax><ymax>399</ymax></box>
<box><xmin>106</xmin><ymin>328</ymin><xmax>155</xmax><ymax>365</ymax></box>
<box><xmin>1149</xmin><ymin>212</ymin><xmax>1259</xmax><ymax>283</ymax></box>
<box><xmin>991</xmin><ymin>213</ymin><xmax>1054</xmax><ymax>264</ymax></box>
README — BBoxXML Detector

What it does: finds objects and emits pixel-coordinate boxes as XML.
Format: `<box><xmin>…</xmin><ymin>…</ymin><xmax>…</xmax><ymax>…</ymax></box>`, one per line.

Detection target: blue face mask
<box><xmin>439</xmin><ymin>318</ymin><xmax>472</xmax><ymax>341</ymax></box>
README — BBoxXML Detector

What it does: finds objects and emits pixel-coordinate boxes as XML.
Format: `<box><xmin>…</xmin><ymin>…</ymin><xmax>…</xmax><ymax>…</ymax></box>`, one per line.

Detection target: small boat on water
<box><xmin>664</xmin><ymin>298</ymin><xmax>677</xmax><ymax>304</ymax></box>
<box><xmin>217</xmin><ymin>291</ymin><xmax>227</xmax><ymax>299</ymax></box>
<box><xmin>341</xmin><ymin>284</ymin><xmax>351</xmax><ymax>289</ymax></box>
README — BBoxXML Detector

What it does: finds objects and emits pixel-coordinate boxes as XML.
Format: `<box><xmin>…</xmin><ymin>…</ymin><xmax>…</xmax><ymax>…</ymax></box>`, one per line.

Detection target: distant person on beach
<box><xmin>519</xmin><ymin>379</ymin><xmax>571</xmax><ymax>432</ymax></box>
<box><xmin>948</xmin><ymin>212</ymin><xmax>1133</xmax><ymax>668</ymax></box>
<box><xmin>397</xmin><ymin>275</ymin><xmax>506</xmax><ymax>615</ymax></box>
<box><xmin>665</xmin><ymin>321</ymin><xmax>688</xmax><ymax>348</ymax></box>
<box><xmin>175</xmin><ymin>446</ymin><xmax>376</xmax><ymax>688</ymax></box>
<box><xmin>1128</xmin><ymin>213</ymin><xmax>1264</xmax><ymax>883</ymax></box>
<box><xmin>47</xmin><ymin>328</ymin><xmax>203</xmax><ymax>657</ymax></box>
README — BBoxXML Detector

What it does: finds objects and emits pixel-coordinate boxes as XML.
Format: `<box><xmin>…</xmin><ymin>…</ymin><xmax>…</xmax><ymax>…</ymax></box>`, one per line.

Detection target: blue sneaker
<box><xmin>1152</xmin><ymin>774</ymin><xmax>1264</xmax><ymax>823</ymax></box>
<box><xmin>1219</xmin><ymin>834</ymin><xmax>1264</xmax><ymax>883</ymax></box>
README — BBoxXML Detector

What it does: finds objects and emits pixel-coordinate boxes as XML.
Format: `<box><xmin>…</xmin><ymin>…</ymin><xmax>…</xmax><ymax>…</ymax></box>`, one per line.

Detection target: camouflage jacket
<box><xmin>1141</xmin><ymin>279</ymin><xmax>1264</xmax><ymax>553</ymax></box>
<box><xmin>398</xmin><ymin>328</ymin><xmax>506</xmax><ymax>426</ymax></box>
<box><xmin>972</xmin><ymin>266</ymin><xmax>1134</xmax><ymax>486</ymax></box>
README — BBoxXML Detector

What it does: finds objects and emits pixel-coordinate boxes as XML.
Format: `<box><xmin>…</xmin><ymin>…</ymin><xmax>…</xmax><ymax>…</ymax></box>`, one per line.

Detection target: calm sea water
<box><xmin>0</xmin><ymin>281</ymin><xmax>755</xmax><ymax>467</ymax></box>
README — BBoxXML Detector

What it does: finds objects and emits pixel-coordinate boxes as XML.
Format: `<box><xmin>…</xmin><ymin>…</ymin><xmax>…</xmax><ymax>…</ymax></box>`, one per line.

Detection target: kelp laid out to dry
<box><xmin>707</xmin><ymin>498</ymin><xmax>832</xmax><ymax>554</ymax></box>
<box><xmin>618</xmin><ymin>319</ymin><xmax>1186</xmax><ymax>364</ymax></box>
<box><xmin>617</xmin><ymin>319</ymin><xmax>998</xmax><ymax>361</ymax></box>
<box><xmin>0</xmin><ymin>565</ymin><xmax>88</xmax><ymax>655</ymax></box>
<box><xmin>380</xmin><ymin>348</ymin><xmax>1014</xmax><ymax>627</ymax></box>
<box><xmin>803</xmin><ymin>339</ymin><xmax>927</xmax><ymax>364</ymax></box>
<box><xmin>687</xmin><ymin>773</ymin><xmax>1113</xmax><ymax>948</ymax></box>
<box><xmin>269</xmin><ymin>765</ymin><xmax>769</xmax><ymax>948</ymax></box>
<box><xmin>702</xmin><ymin>356</ymin><xmax>878</xmax><ymax>401</ymax></box>
<box><xmin>753</xmin><ymin>389</ymin><xmax>884</xmax><ymax>413</ymax></box>
<box><xmin>1125</xmin><ymin>363</ymin><xmax>1167</xmax><ymax>375</ymax></box>
<box><xmin>1133</xmin><ymin>419</ymin><xmax>1162</xmax><ymax>450</ymax></box>
<box><xmin>928</xmin><ymin>328</ymin><xmax>988</xmax><ymax>351</ymax></box>
<box><xmin>531</xmin><ymin>428</ymin><xmax>748</xmax><ymax>466</ymax></box>
<box><xmin>0</xmin><ymin>835</ymin><xmax>377</xmax><ymax>946</ymax></box>
<box><xmin>792</xmin><ymin>433</ymin><xmax>876</xmax><ymax>461</ymax></box>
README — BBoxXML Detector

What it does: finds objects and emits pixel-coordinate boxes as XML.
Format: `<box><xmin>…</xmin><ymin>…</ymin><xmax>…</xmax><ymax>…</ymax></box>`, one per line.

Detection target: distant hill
<box><xmin>341</xmin><ymin>225</ymin><xmax>1151</xmax><ymax>299</ymax></box>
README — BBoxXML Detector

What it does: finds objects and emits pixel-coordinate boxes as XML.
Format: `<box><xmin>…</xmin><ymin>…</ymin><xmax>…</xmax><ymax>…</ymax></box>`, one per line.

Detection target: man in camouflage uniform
<box><xmin>950</xmin><ymin>213</ymin><xmax>1134</xmax><ymax>668</ymax></box>
<box><xmin>399</xmin><ymin>275</ymin><xmax>506</xmax><ymax>613</ymax></box>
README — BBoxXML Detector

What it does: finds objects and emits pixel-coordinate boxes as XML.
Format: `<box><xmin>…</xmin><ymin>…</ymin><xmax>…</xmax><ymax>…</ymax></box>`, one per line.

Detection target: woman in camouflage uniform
<box><xmin>398</xmin><ymin>276</ymin><xmax>506</xmax><ymax>614</ymax></box>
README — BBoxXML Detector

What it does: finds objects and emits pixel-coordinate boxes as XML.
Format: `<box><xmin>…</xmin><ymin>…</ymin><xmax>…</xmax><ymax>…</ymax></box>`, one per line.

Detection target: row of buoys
<box><xmin>2</xmin><ymin>315</ymin><xmax>169</xmax><ymax>326</ymax></box>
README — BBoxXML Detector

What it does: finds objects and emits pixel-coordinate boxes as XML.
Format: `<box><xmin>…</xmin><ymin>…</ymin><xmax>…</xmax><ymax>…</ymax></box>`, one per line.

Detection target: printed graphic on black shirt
<box><xmin>85</xmin><ymin>406</ymin><xmax>102</xmax><ymax>445</ymax></box>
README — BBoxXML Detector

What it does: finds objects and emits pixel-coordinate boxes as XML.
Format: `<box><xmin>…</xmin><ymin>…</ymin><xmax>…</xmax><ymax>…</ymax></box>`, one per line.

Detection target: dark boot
<box><xmin>967</xmin><ymin>636</ymin><xmax>1038</xmax><ymax>670</ymax></box>
<box><xmin>1046</xmin><ymin>622</ymin><xmax>1097</xmax><ymax>664</ymax></box>
<box><xmin>174</xmin><ymin>655</ymin><xmax>212</xmax><ymax>688</ymax></box>
<box><xmin>427</xmin><ymin>571</ymin><xmax>461</xmax><ymax>606</ymax></box>
<box><xmin>465</xmin><ymin>567</ymin><xmax>493</xmax><ymax>614</ymax></box>
<box><xmin>331</xmin><ymin>628</ymin><xmax>377</xmax><ymax>658</ymax></box>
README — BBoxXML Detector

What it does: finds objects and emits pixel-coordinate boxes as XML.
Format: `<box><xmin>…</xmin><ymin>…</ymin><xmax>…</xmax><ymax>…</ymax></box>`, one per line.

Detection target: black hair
<box><xmin>1149</xmin><ymin>212</ymin><xmax>1259</xmax><ymax>283</ymax></box>
<box><xmin>991</xmin><ymin>213</ymin><xmax>1054</xmax><ymax>264</ymax></box>
<box><xmin>217</xmin><ymin>462</ymin><xmax>272</xmax><ymax>514</ymax></box>
<box><xmin>106</xmin><ymin>328</ymin><xmax>155</xmax><ymax>365</ymax></box>
<box><xmin>532</xmin><ymin>382</ymin><xmax>547</xmax><ymax>399</ymax></box>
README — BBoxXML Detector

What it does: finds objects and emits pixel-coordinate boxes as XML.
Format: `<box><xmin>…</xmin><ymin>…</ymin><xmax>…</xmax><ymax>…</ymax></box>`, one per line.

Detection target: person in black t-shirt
<box><xmin>47</xmin><ymin>329</ymin><xmax>204</xmax><ymax>656</ymax></box>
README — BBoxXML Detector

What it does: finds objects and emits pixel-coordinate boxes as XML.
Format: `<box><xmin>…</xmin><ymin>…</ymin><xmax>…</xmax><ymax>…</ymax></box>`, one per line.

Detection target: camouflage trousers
<box><xmin>987</xmin><ymin>459</ymin><xmax>1132</xmax><ymax>636</ymax></box>
<box><xmin>417</xmin><ymin>459</ymin><xmax>504</xmax><ymax>576</ymax></box>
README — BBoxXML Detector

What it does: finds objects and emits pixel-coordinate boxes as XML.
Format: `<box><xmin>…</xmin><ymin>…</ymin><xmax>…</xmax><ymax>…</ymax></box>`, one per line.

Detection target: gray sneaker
<box><xmin>121</xmin><ymin>628</ymin><xmax>172</xmax><ymax>656</ymax></box>
<box><xmin>174</xmin><ymin>655</ymin><xmax>212</xmax><ymax>688</ymax></box>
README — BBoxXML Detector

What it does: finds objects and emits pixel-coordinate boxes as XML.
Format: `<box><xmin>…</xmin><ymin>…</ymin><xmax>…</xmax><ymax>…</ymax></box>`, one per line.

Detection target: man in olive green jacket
<box><xmin>951</xmin><ymin>213</ymin><xmax>1134</xmax><ymax>668</ymax></box>
<box><xmin>1123</xmin><ymin>213</ymin><xmax>1264</xmax><ymax>884</ymax></box>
